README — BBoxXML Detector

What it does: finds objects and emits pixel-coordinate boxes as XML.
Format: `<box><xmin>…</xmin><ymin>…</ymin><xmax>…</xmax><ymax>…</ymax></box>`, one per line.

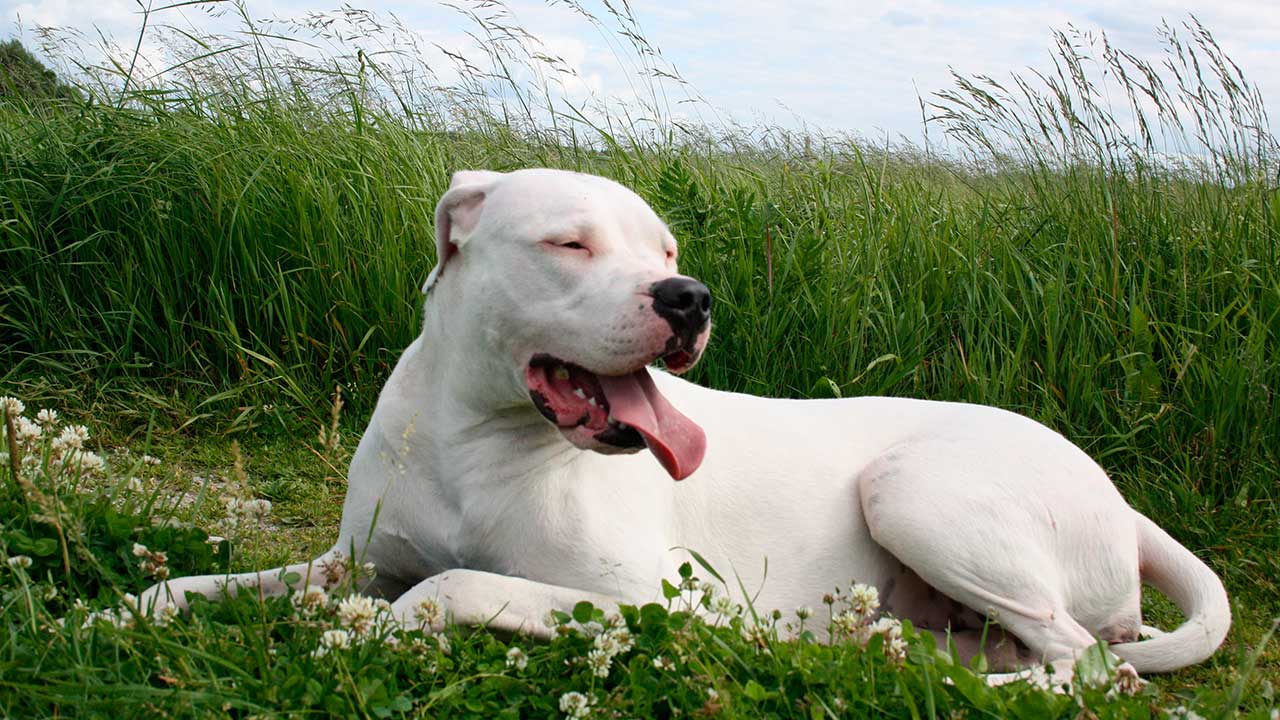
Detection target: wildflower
<box><xmin>586</xmin><ymin>648</ymin><xmax>612</xmax><ymax>677</ymax></box>
<box><xmin>558</xmin><ymin>691</ymin><xmax>593</xmax><ymax>719</ymax></box>
<box><xmin>0</xmin><ymin>396</ymin><xmax>25</xmax><ymax>418</ymax></box>
<box><xmin>832</xmin><ymin>609</ymin><xmax>869</xmax><ymax>642</ymax></box>
<box><xmin>593</xmin><ymin>630</ymin><xmax>623</xmax><ymax>657</ymax></box>
<box><xmin>125</xmin><ymin>477</ymin><xmax>144</xmax><ymax>493</ymax></box>
<box><xmin>1165</xmin><ymin>706</ymin><xmax>1206</xmax><ymax>720</ymax></box>
<box><xmin>741</xmin><ymin>621</ymin><xmax>769</xmax><ymax>648</ymax></box>
<box><xmin>336</xmin><ymin>594</ymin><xmax>378</xmax><ymax>634</ymax></box>
<box><xmin>606</xmin><ymin>626</ymin><xmax>634</xmax><ymax>653</ymax></box>
<box><xmin>361</xmin><ymin>561</ymin><xmax>377</xmax><ymax>580</ymax></box>
<box><xmin>434</xmin><ymin>633</ymin><xmax>451</xmax><ymax>655</ymax></box>
<box><xmin>292</xmin><ymin>585</ymin><xmax>330</xmax><ymax>616</ymax></box>
<box><xmin>579</xmin><ymin>620</ymin><xmax>604</xmax><ymax>638</ymax></box>
<box><xmin>412</xmin><ymin>597</ymin><xmax>445</xmax><ymax>628</ymax></box>
<box><xmin>712</xmin><ymin>595</ymin><xmax>740</xmax><ymax>617</ymax></box>
<box><xmin>141</xmin><ymin>454</ymin><xmax>161</xmax><ymax>465</ymax></box>
<box><xmin>315</xmin><ymin>629</ymin><xmax>351</xmax><ymax>656</ymax></box>
<box><xmin>73</xmin><ymin>451</ymin><xmax>106</xmax><ymax>474</ymax></box>
<box><xmin>319</xmin><ymin>552</ymin><xmax>347</xmax><ymax>587</ymax></box>
<box><xmin>7</xmin><ymin>555</ymin><xmax>33</xmax><ymax>570</ymax></box>
<box><xmin>706</xmin><ymin>687</ymin><xmax>720</xmax><ymax>701</ymax></box>
<box><xmin>152</xmin><ymin>604</ymin><xmax>179</xmax><ymax>628</ymax></box>
<box><xmin>14</xmin><ymin>417</ymin><xmax>42</xmax><ymax>446</ymax></box>
<box><xmin>1108</xmin><ymin>663</ymin><xmax>1144</xmax><ymax>697</ymax></box>
<box><xmin>205</xmin><ymin>535</ymin><xmax>226</xmax><ymax>549</ymax></box>
<box><xmin>36</xmin><ymin>408</ymin><xmax>59</xmax><ymax>427</ymax></box>
<box><xmin>54</xmin><ymin>424</ymin><xmax>89</xmax><ymax>453</ymax></box>
<box><xmin>132</xmin><ymin>544</ymin><xmax>169</xmax><ymax>579</ymax></box>
<box><xmin>795</xmin><ymin>606</ymin><xmax>813</xmax><ymax>620</ymax></box>
<box><xmin>849</xmin><ymin>583</ymin><xmax>880</xmax><ymax>620</ymax></box>
<box><xmin>653</xmin><ymin>655</ymin><xmax>675</xmax><ymax>671</ymax></box>
<box><xmin>505</xmin><ymin>646</ymin><xmax>529</xmax><ymax>670</ymax></box>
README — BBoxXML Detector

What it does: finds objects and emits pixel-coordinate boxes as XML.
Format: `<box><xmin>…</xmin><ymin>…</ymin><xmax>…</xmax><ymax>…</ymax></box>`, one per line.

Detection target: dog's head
<box><xmin>425</xmin><ymin>169</ymin><xmax>709</xmax><ymax>479</ymax></box>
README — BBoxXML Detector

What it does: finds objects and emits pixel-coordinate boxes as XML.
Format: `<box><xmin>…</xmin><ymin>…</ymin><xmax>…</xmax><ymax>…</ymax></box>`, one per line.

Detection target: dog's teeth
<box><xmin>554</xmin><ymin>367</ymin><xmax>570</xmax><ymax>381</ymax></box>
<box><xmin>588</xmin><ymin>397</ymin><xmax>598</xmax><ymax>407</ymax></box>
<box><xmin>617</xmin><ymin>421</ymin><xmax>629</xmax><ymax>430</ymax></box>
<box><xmin>573</xmin><ymin>388</ymin><xmax>586</xmax><ymax>399</ymax></box>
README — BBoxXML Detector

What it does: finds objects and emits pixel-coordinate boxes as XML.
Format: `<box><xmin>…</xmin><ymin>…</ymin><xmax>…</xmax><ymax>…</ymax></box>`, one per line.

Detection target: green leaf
<box><xmin>572</xmin><ymin>600</ymin><xmax>596</xmax><ymax>624</ymax></box>
<box><xmin>678</xmin><ymin>561</ymin><xmax>692</xmax><ymax>579</ymax></box>
<box><xmin>661</xmin><ymin>579</ymin><xmax>680</xmax><ymax>600</ymax></box>
<box><xmin>743</xmin><ymin>680</ymin><xmax>768</xmax><ymax>702</ymax></box>
<box><xmin>687</xmin><ymin>548</ymin><xmax>725</xmax><ymax>584</ymax></box>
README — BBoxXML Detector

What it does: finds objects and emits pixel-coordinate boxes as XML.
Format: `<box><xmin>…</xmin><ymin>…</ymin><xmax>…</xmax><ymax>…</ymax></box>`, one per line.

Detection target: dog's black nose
<box><xmin>651</xmin><ymin>277</ymin><xmax>711</xmax><ymax>339</ymax></box>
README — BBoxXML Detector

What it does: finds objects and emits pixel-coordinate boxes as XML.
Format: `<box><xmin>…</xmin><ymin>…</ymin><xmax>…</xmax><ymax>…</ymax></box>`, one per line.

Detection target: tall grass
<box><xmin>0</xmin><ymin>2</ymin><xmax>1277</xmax><ymax>709</ymax></box>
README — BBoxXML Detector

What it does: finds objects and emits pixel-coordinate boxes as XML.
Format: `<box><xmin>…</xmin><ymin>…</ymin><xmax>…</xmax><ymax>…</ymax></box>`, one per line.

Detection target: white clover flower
<box><xmin>434</xmin><ymin>633</ymin><xmax>451</xmax><ymax>656</ymax></box>
<box><xmin>740</xmin><ymin>621</ymin><xmax>769</xmax><ymax>648</ymax></box>
<box><xmin>849</xmin><ymin>583</ymin><xmax>880</xmax><ymax>620</ymax></box>
<box><xmin>319</xmin><ymin>628</ymin><xmax>352</xmax><ymax>653</ymax></box>
<box><xmin>711</xmin><ymin>595</ymin><xmax>737</xmax><ymax>617</ymax></box>
<box><xmin>0</xmin><ymin>396</ymin><xmax>25</xmax><ymax>418</ymax></box>
<box><xmin>831</xmin><ymin>610</ymin><xmax>864</xmax><ymax>637</ymax></box>
<box><xmin>132</xmin><ymin>543</ymin><xmax>149</xmax><ymax>557</ymax></box>
<box><xmin>593</xmin><ymin>631</ymin><xmax>622</xmax><ymax>658</ymax></box>
<box><xmin>579</xmin><ymin>620</ymin><xmax>604</xmax><ymax>638</ymax></box>
<box><xmin>337</xmin><ymin>594</ymin><xmax>378</xmax><ymax>634</ymax></box>
<box><xmin>412</xmin><ymin>597</ymin><xmax>445</xmax><ymax>628</ymax></box>
<box><xmin>607</xmin><ymin>627</ymin><xmax>634</xmax><ymax>654</ymax></box>
<box><xmin>586</xmin><ymin>648</ymin><xmax>613</xmax><ymax>677</ymax></box>
<box><xmin>292</xmin><ymin>585</ymin><xmax>330</xmax><ymax>616</ymax></box>
<box><xmin>73</xmin><ymin>451</ymin><xmax>106</xmax><ymax>474</ymax></box>
<box><xmin>152</xmin><ymin>604</ymin><xmax>179</xmax><ymax>628</ymax></box>
<box><xmin>7</xmin><ymin>555</ymin><xmax>33</xmax><ymax>570</ymax></box>
<box><xmin>1166</xmin><ymin>706</ymin><xmax>1206</xmax><ymax>720</ymax></box>
<box><xmin>14</xmin><ymin>417</ymin><xmax>42</xmax><ymax>445</ymax></box>
<box><xmin>125</xmin><ymin>477</ymin><xmax>144</xmax><ymax>493</ymax></box>
<box><xmin>36</xmin><ymin>408</ymin><xmax>59</xmax><ymax>427</ymax></box>
<box><xmin>505</xmin><ymin>646</ymin><xmax>529</xmax><ymax>670</ymax></box>
<box><xmin>796</xmin><ymin>605</ymin><xmax>813</xmax><ymax>620</ymax></box>
<box><xmin>706</xmin><ymin>688</ymin><xmax>720</xmax><ymax>701</ymax></box>
<box><xmin>869</xmin><ymin>616</ymin><xmax>902</xmax><ymax>639</ymax></box>
<box><xmin>205</xmin><ymin>535</ymin><xmax>225</xmax><ymax>550</ymax></box>
<box><xmin>55</xmin><ymin>425</ymin><xmax>89</xmax><ymax>452</ymax></box>
<box><xmin>141</xmin><ymin>454</ymin><xmax>161</xmax><ymax>466</ymax></box>
<box><xmin>652</xmin><ymin>655</ymin><xmax>675</xmax><ymax>671</ymax></box>
<box><xmin>558</xmin><ymin>691</ymin><xmax>593</xmax><ymax>719</ymax></box>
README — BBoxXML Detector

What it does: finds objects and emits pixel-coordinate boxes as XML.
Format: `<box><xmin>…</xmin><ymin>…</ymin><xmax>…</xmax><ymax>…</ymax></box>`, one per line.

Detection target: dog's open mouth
<box><xmin>525</xmin><ymin>354</ymin><xmax>706</xmax><ymax>480</ymax></box>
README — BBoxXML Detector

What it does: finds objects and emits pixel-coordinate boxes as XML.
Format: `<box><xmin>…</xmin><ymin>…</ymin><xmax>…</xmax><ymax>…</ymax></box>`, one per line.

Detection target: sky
<box><xmin>4</xmin><ymin>0</ymin><xmax>1279</xmax><ymax>145</ymax></box>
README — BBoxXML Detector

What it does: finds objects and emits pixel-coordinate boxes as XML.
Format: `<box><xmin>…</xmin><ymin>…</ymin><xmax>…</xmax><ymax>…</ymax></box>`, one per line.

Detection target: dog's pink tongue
<box><xmin>597</xmin><ymin>369</ymin><xmax>706</xmax><ymax>480</ymax></box>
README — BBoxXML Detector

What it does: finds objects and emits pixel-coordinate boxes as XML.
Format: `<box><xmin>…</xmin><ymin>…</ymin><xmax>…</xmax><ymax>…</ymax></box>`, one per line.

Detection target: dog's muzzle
<box><xmin>651</xmin><ymin>277</ymin><xmax>711</xmax><ymax>357</ymax></box>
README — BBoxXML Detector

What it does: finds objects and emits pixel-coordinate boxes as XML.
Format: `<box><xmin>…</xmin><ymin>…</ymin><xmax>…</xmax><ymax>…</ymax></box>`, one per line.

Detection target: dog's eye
<box><xmin>542</xmin><ymin>239</ymin><xmax>591</xmax><ymax>256</ymax></box>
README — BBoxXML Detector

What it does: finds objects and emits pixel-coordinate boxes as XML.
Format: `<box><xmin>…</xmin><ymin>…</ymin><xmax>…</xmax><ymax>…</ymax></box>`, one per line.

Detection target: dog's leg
<box><xmin>389</xmin><ymin>569</ymin><xmax>626</xmax><ymax>640</ymax></box>
<box><xmin>856</xmin><ymin>450</ymin><xmax>1140</xmax><ymax>681</ymax></box>
<box><xmin>139</xmin><ymin>548</ymin><xmax>352</xmax><ymax>616</ymax></box>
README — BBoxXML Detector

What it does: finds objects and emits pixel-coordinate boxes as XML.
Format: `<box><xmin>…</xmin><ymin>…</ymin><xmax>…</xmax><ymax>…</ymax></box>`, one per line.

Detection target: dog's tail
<box><xmin>1109</xmin><ymin>513</ymin><xmax>1230</xmax><ymax>673</ymax></box>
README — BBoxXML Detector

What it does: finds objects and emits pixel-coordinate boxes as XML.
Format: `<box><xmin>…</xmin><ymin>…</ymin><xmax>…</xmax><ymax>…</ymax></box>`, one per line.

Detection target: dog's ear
<box><xmin>423</xmin><ymin>171</ymin><xmax>504</xmax><ymax>294</ymax></box>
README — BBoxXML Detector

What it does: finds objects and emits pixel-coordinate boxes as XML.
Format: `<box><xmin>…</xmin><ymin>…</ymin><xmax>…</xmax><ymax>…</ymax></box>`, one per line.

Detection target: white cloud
<box><xmin>3</xmin><ymin>0</ymin><xmax>1277</xmax><ymax>143</ymax></box>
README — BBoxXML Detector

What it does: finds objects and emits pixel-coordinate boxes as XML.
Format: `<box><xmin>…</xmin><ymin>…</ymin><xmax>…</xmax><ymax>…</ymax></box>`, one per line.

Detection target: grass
<box><xmin>1</xmin><ymin>1</ymin><xmax>1278</xmax><ymax>716</ymax></box>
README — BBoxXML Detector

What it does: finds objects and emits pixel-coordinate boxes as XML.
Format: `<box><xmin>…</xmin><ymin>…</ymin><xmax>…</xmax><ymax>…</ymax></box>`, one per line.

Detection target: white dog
<box><xmin>144</xmin><ymin>168</ymin><xmax>1229</xmax><ymax>680</ymax></box>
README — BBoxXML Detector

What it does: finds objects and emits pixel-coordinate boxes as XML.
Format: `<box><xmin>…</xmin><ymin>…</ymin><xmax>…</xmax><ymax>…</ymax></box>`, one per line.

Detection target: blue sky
<box><xmin>5</xmin><ymin>0</ymin><xmax>1278</xmax><ymax>144</ymax></box>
